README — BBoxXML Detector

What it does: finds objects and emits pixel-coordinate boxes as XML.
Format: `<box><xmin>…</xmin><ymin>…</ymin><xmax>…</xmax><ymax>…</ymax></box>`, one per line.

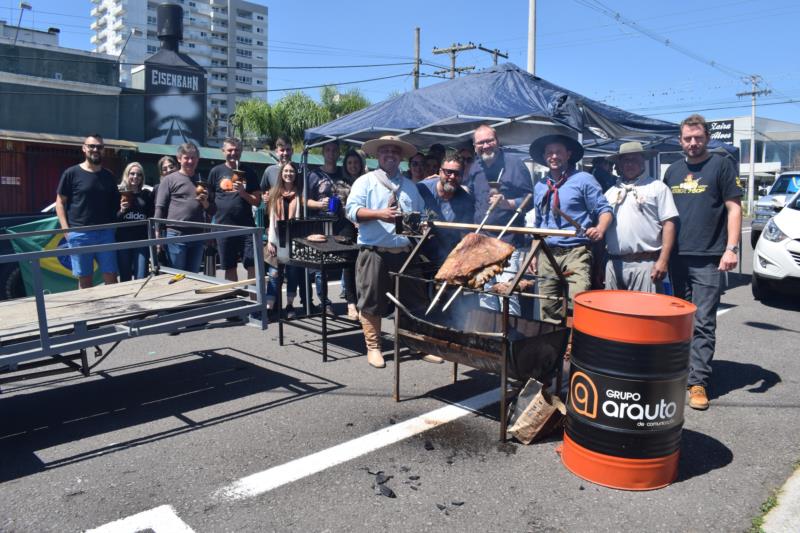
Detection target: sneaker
<box><xmin>285</xmin><ymin>304</ymin><xmax>296</xmax><ymax>320</ymax></box>
<box><xmin>421</xmin><ymin>354</ymin><xmax>444</xmax><ymax>364</ymax></box>
<box><xmin>325</xmin><ymin>304</ymin><xmax>335</xmax><ymax>316</ymax></box>
<box><xmin>688</xmin><ymin>385</ymin><xmax>709</xmax><ymax>410</ymax></box>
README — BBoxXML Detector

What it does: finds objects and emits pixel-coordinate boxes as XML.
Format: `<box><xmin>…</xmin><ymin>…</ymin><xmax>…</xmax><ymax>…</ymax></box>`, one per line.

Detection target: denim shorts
<box><xmin>66</xmin><ymin>229</ymin><xmax>118</xmax><ymax>277</ymax></box>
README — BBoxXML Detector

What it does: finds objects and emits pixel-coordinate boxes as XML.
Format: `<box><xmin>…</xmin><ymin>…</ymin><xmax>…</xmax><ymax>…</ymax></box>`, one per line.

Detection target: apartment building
<box><xmin>90</xmin><ymin>0</ymin><xmax>268</xmax><ymax>144</ymax></box>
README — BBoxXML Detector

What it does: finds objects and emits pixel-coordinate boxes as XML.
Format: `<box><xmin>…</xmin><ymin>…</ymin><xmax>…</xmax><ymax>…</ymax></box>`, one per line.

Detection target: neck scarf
<box><xmin>373</xmin><ymin>168</ymin><xmax>402</xmax><ymax>210</ymax></box>
<box><xmin>610</xmin><ymin>175</ymin><xmax>646</xmax><ymax>211</ymax></box>
<box><xmin>541</xmin><ymin>171</ymin><xmax>569</xmax><ymax>214</ymax></box>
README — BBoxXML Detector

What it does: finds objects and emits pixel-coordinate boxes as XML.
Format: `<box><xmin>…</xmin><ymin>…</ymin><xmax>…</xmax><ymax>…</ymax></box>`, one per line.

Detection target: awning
<box><xmin>134</xmin><ymin>142</ymin><xmax>278</xmax><ymax>165</ymax></box>
<box><xmin>0</xmin><ymin>129</ymin><xmax>138</xmax><ymax>151</ymax></box>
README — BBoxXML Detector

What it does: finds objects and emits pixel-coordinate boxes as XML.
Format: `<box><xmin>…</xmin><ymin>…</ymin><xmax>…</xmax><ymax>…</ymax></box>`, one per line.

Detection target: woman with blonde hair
<box><xmin>116</xmin><ymin>162</ymin><xmax>154</xmax><ymax>281</ymax></box>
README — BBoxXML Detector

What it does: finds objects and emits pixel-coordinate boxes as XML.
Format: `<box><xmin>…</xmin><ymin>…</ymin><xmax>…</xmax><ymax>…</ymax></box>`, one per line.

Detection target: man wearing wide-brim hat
<box><xmin>345</xmin><ymin>135</ymin><xmax>431</xmax><ymax>368</ymax></box>
<box><xmin>528</xmin><ymin>133</ymin><xmax>613</xmax><ymax>323</ymax></box>
<box><xmin>603</xmin><ymin>141</ymin><xmax>678</xmax><ymax>293</ymax></box>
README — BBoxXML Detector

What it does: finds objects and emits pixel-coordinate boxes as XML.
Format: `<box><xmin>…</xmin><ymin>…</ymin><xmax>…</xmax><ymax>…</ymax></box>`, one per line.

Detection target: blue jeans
<box><xmin>166</xmin><ymin>230</ymin><xmax>204</xmax><ymax>273</ymax></box>
<box><xmin>480</xmin><ymin>248</ymin><xmax>524</xmax><ymax>317</ymax></box>
<box><xmin>117</xmin><ymin>246</ymin><xmax>149</xmax><ymax>281</ymax></box>
<box><xmin>66</xmin><ymin>229</ymin><xmax>118</xmax><ymax>277</ymax></box>
<box><xmin>669</xmin><ymin>255</ymin><xmax>722</xmax><ymax>388</ymax></box>
<box><xmin>310</xmin><ymin>270</ymin><xmax>332</xmax><ymax>306</ymax></box>
<box><xmin>267</xmin><ymin>264</ymin><xmax>304</xmax><ymax>307</ymax></box>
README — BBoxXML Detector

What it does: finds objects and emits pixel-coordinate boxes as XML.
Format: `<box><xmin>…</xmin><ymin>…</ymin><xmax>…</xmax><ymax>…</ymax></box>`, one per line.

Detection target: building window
<box><xmin>256</xmin><ymin>40</ymin><xmax>264</xmax><ymax>46</ymax></box>
<box><xmin>147</xmin><ymin>16</ymin><xmax>157</xmax><ymax>24</ymax></box>
<box><xmin>236</xmin><ymin>61</ymin><xmax>252</xmax><ymax>71</ymax></box>
<box><xmin>147</xmin><ymin>45</ymin><xmax>158</xmax><ymax>53</ymax></box>
<box><xmin>235</xmin><ymin>75</ymin><xmax>252</xmax><ymax>85</ymax></box>
<box><xmin>256</xmin><ymin>15</ymin><xmax>264</xmax><ymax>21</ymax></box>
<box><xmin>237</xmin><ymin>23</ymin><xmax>252</xmax><ymax>33</ymax></box>
<box><xmin>256</xmin><ymin>79</ymin><xmax>264</xmax><ymax>85</ymax></box>
<box><xmin>256</xmin><ymin>27</ymin><xmax>263</xmax><ymax>34</ymax></box>
<box><xmin>235</xmin><ymin>48</ymin><xmax>252</xmax><ymax>58</ymax></box>
<box><xmin>189</xmin><ymin>1</ymin><xmax>196</xmax><ymax>6</ymax></box>
<box><xmin>236</xmin><ymin>36</ymin><xmax>252</xmax><ymax>45</ymax></box>
<box><xmin>187</xmin><ymin>43</ymin><xmax>195</xmax><ymax>48</ymax></box>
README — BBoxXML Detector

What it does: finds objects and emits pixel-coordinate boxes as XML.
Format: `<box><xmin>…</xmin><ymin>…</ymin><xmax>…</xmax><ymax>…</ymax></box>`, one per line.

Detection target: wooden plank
<box><xmin>0</xmin><ymin>275</ymin><xmax>239</xmax><ymax>338</ymax></box>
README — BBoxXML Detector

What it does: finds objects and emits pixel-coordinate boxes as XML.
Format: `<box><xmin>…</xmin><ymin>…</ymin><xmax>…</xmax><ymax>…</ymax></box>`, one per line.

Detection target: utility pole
<box><xmin>527</xmin><ymin>0</ymin><xmax>536</xmax><ymax>74</ymax></box>
<box><xmin>413</xmin><ymin>27</ymin><xmax>420</xmax><ymax>89</ymax></box>
<box><xmin>432</xmin><ymin>42</ymin><xmax>475</xmax><ymax>79</ymax></box>
<box><xmin>477</xmin><ymin>44</ymin><xmax>508</xmax><ymax>65</ymax></box>
<box><xmin>737</xmin><ymin>75</ymin><xmax>771</xmax><ymax>215</ymax></box>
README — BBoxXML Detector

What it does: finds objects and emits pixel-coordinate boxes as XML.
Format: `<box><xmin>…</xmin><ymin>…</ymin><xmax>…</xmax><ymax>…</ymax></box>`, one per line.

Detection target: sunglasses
<box><xmin>441</xmin><ymin>168</ymin><xmax>462</xmax><ymax>177</ymax></box>
<box><xmin>85</xmin><ymin>144</ymin><xmax>104</xmax><ymax>150</ymax></box>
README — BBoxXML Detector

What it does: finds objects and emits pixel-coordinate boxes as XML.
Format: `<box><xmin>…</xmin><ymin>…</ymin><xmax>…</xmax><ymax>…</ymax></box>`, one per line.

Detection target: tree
<box><xmin>231</xmin><ymin>99</ymin><xmax>271</xmax><ymax>147</ymax></box>
<box><xmin>320</xmin><ymin>85</ymin><xmax>370</xmax><ymax>119</ymax></box>
<box><xmin>271</xmin><ymin>91</ymin><xmax>330</xmax><ymax>146</ymax></box>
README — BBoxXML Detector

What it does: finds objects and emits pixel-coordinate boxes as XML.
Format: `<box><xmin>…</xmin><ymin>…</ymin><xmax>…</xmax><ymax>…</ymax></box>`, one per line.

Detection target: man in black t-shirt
<box><xmin>55</xmin><ymin>134</ymin><xmax>120</xmax><ymax>289</ymax></box>
<box><xmin>664</xmin><ymin>114</ymin><xmax>742</xmax><ymax>411</ymax></box>
<box><xmin>260</xmin><ymin>135</ymin><xmax>294</xmax><ymax>192</ymax></box>
<box><xmin>209</xmin><ymin>137</ymin><xmax>261</xmax><ymax>282</ymax></box>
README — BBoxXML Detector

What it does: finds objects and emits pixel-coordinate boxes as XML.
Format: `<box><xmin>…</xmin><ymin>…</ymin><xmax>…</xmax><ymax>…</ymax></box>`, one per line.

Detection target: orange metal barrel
<box><xmin>561</xmin><ymin>290</ymin><xmax>696</xmax><ymax>490</ymax></box>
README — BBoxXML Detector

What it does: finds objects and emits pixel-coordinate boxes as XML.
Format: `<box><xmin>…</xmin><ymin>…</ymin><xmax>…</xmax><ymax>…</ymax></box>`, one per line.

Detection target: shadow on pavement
<box><xmin>709</xmin><ymin>359</ymin><xmax>782</xmax><ymax>400</ymax></box>
<box><xmin>721</xmin><ymin>272</ymin><xmax>752</xmax><ymax>292</ymax></box>
<box><xmin>744</xmin><ymin>320</ymin><xmax>800</xmax><ymax>334</ymax></box>
<box><xmin>0</xmin><ymin>349</ymin><xmax>343</xmax><ymax>482</ymax></box>
<box><xmin>676</xmin><ymin>428</ymin><xmax>733</xmax><ymax>483</ymax></box>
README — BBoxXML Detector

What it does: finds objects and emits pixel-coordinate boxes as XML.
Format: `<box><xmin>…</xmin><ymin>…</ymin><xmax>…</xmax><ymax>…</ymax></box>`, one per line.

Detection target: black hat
<box><xmin>528</xmin><ymin>134</ymin><xmax>584</xmax><ymax>166</ymax></box>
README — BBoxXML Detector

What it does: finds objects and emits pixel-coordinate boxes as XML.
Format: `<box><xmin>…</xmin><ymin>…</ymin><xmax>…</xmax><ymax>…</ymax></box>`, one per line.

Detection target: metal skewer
<box><xmin>425</xmin><ymin>195</ymin><xmax>501</xmax><ymax>315</ymax></box>
<box><xmin>441</xmin><ymin>193</ymin><xmax>533</xmax><ymax>312</ymax></box>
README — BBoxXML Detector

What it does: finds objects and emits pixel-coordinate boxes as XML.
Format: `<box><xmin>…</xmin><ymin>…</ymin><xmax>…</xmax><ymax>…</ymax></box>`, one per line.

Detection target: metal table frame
<box><xmin>0</xmin><ymin>218</ymin><xmax>268</xmax><ymax>384</ymax></box>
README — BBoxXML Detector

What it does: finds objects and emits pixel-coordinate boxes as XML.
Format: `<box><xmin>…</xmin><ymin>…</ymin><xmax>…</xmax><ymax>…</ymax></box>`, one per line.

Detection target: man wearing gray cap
<box><xmin>604</xmin><ymin>142</ymin><xmax>678</xmax><ymax>293</ymax></box>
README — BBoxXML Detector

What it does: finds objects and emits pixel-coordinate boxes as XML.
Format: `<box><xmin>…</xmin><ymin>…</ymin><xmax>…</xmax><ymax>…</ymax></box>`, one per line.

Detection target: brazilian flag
<box><xmin>6</xmin><ymin>217</ymin><xmax>103</xmax><ymax>296</ymax></box>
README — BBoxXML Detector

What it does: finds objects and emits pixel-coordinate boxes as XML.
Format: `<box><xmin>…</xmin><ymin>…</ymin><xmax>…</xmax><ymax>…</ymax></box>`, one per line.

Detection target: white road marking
<box><xmin>215</xmin><ymin>388</ymin><xmax>500</xmax><ymax>501</ymax></box>
<box><xmin>86</xmin><ymin>505</ymin><xmax>194</xmax><ymax>533</ymax></box>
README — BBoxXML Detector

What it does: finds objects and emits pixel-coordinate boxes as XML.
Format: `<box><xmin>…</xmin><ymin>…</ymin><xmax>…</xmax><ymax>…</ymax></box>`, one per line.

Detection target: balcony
<box><xmin>90</xmin><ymin>19</ymin><xmax>107</xmax><ymax>31</ymax></box>
<box><xmin>111</xmin><ymin>20</ymin><xmax>124</xmax><ymax>31</ymax></box>
<box><xmin>110</xmin><ymin>4</ymin><xmax>126</xmax><ymax>17</ymax></box>
<box><xmin>90</xmin><ymin>5</ymin><xmax>107</xmax><ymax>17</ymax></box>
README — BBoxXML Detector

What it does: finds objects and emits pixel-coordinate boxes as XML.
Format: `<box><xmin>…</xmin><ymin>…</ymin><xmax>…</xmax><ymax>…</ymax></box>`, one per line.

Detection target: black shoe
<box><xmin>285</xmin><ymin>304</ymin><xmax>296</xmax><ymax>320</ymax></box>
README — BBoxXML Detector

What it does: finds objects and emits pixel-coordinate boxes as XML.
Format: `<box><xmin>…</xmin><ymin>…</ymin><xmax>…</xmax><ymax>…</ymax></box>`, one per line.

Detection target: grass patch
<box><xmin>750</xmin><ymin>490</ymin><xmax>780</xmax><ymax>533</ymax></box>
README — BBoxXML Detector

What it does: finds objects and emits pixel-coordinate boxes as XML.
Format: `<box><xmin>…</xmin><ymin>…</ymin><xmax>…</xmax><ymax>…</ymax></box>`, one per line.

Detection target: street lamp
<box><xmin>12</xmin><ymin>2</ymin><xmax>33</xmax><ymax>46</ymax></box>
<box><xmin>119</xmin><ymin>27</ymin><xmax>143</xmax><ymax>59</ymax></box>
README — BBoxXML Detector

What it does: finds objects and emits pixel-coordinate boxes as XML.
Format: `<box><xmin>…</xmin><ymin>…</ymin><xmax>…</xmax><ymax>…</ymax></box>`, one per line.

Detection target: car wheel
<box><xmin>751</xmin><ymin>274</ymin><xmax>772</xmax><ymax>301</ymax></box>
<box><xmin>0</xmin><ymin>265</ymin><xmax>25</xmax><ymax>301</ymax></box>
<box><xmin>751</xmin><ymin>231</ymin><xmax>761</xmax><ymax>248</ymax></box>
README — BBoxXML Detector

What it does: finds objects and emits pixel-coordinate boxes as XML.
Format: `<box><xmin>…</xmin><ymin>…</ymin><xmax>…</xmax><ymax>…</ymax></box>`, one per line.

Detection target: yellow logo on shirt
<box><xmin>671</xmin><ymin>174</ymin><xmax>708</xmax><ymax>194</ymax></box>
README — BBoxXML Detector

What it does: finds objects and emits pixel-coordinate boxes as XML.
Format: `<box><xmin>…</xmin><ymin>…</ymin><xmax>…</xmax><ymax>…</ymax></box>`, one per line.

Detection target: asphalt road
<box><xmin>1</xmin><ymin>234</ymin><xmax>798</xmax><ymax>532</ymax></box>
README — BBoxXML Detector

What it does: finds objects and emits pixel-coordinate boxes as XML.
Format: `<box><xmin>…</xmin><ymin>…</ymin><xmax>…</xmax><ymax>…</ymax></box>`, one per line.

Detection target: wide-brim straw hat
<box><xmin>362</xmin><ymin>135</ymin><xmax>417</xmax><ymax>160</ymax></box>
<box><xmin>528</xmin><ymin>134</ymin><xmax>584</xmax><ymax>166</ymax></box>
<box><xmin>607</xmin><ymin>141</ymin><xmax>656</xmax><ymax>162</ymax></box>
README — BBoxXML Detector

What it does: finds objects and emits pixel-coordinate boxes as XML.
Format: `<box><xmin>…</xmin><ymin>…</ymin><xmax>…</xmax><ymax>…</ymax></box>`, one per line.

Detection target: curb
<box><xmin>762</xmin><ymin>467</ymin><xmax>800</xmax><ymax>532</ymax></box>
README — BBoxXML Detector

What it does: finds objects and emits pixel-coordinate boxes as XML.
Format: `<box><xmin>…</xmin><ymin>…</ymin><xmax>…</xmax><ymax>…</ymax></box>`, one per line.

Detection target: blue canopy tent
<box><xmin>304</xmin><ymin>63</ymin><xmax>680</xmax><ymax>156</ymax></box>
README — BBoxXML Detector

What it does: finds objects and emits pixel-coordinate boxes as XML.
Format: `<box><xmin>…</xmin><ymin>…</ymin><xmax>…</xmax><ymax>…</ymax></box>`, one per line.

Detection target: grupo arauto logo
<box><xmin>570</xmin><ymin>369</ymin><xmax>679</xmax><ymax>427</ymax></box>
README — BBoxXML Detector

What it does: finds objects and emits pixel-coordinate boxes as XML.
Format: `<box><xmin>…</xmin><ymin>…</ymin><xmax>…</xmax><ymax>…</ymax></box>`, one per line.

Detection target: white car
<box><xmin>752</xmin><ymin>189</ymin><xmax>800</xmax><ymax>300</ymax></box>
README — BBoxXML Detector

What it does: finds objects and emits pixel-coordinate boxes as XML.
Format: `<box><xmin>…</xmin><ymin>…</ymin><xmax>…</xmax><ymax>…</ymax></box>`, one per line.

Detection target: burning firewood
<box><xmin>434</xmin><ymin>233</ymin><xmax>515</xmax><ymax>289</ymax></box>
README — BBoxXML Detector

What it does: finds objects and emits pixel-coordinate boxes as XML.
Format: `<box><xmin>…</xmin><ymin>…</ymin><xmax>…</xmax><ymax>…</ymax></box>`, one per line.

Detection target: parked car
<box><xmin>752</xmin><ymin>189</ymin><xmax>800</xmax><ymax>300</ymax></box>
<box><xmin>751</xmin><ymin>171</ymin><xmax>800</xmax><ymax>247</ymax></box>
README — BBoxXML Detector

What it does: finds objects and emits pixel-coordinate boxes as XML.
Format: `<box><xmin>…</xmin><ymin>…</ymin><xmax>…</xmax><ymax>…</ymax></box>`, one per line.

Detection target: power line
<box><xmin>0</xmin><ymin>71</ymin><xmax>413</xmax><ymax>97</ymax></box>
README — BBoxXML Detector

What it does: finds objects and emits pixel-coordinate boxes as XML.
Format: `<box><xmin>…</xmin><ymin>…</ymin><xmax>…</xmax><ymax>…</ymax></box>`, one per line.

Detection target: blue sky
<box><xmin>5</xmin><ymin>0</ymin><xmax>800</xmax><ymax>127</ymax></box>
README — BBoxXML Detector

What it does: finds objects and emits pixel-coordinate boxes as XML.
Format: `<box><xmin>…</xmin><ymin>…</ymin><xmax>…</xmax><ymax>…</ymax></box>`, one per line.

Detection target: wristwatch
<box><xmin>726</xmin><ymin>244</ymin><xmax>739</xmax><ymax>254</ymax></box>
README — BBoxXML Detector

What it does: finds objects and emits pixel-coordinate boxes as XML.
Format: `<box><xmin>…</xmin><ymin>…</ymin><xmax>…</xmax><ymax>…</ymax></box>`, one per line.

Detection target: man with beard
<box><xmin>208</xmin><ymin>137</ymin><xmax>260</xmax><ymax>282</ymax></box>
<box><xmin>56</xmin><ymin>134</ymin><xmax>120</xmax><ymax>289</ymax></box>
<box><xmin>346</xmin><ymin>135</ymin><xmax>428</xmax><ymax>368</ymax></box>
<box><xmin>664</xmin><ymin>114</ymin><xmax>742</xmax><ymax>411</ymax></box>
<box><xmin>528</xmin><ymin>134</ymin><xmax>612</xmax><ymax>323</ymax></box>
<box><xmin>417</xmin><ymin>151</ymin><xmax>475</xmax><ymax>263</ymax></box>
<box><xmin>467</xmin><ymin>124</ymin><xmax>533</xmax><ymax>315</ymax></box>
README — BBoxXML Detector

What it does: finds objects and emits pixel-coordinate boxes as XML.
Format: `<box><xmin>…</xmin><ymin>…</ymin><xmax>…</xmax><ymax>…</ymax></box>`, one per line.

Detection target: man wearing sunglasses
<box><xmin>55</xmin><ymin>134</ymin><xmax>120</xmax><ymax>289</ymax></box>
<box><xmin>417</xmin><ymin>151</ymin><xmax>475</xmax><ymax>263</ymax></box>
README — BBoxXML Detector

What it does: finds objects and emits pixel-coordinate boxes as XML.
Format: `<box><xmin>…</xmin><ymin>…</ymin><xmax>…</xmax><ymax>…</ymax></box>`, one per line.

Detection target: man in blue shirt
<box><xmin>346</xmin><ymin>135</ymin><xmax>428</xmax><ymax>368</ymax></box>
<box><xmin>529</xmin><ymin>134</ymin><xmax>612</xmax><ymax>323</ymax></box>
<box><xmin>417</xmin><ymin>151</ymin><xmax>475</xmax><ymax>263</ymax></box>
<box><xmin>468</xmin><ymin>125</ymin><xmax>534</xmax><ymax>315</ymax></box>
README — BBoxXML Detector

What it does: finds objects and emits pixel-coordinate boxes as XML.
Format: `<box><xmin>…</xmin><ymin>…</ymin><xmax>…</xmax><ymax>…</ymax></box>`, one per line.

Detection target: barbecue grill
<box><xmin>390</xmin><ymin>222</ymin><xmax>574</xmax><ymax>440</ymax></box>
<box><xmin>274</xmin><ymin>217</ymin><xmax>361</xmax><ymax>361</ymax></box>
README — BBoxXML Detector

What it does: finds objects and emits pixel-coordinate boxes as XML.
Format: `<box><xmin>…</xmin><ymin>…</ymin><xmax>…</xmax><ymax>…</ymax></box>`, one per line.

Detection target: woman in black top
<box><xmin>116</xmin><ymin>162</ymin><xmax>154</xmax><ymax>281</ymax></box>
<box><xmin>337</xmin><ymin>149</ymin><xmax>365</xmax><ymax>320</ymax></box>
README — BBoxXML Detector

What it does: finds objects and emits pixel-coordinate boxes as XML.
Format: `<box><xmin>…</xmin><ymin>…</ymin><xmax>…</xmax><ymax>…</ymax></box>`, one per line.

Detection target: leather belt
<box><xmin>360</xmin><ymin>245</ymin><xmax>410</xmax><ymax>254</ymax></box>
<box><xmin>549</xmin><ymin>244</ymin><xmax>589</xmax><ymax>255</ymax></box>
<box><xmin>609</xmin><ymin>250</ymin><xmax>660</xmax><ymax>261</ymax></box>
